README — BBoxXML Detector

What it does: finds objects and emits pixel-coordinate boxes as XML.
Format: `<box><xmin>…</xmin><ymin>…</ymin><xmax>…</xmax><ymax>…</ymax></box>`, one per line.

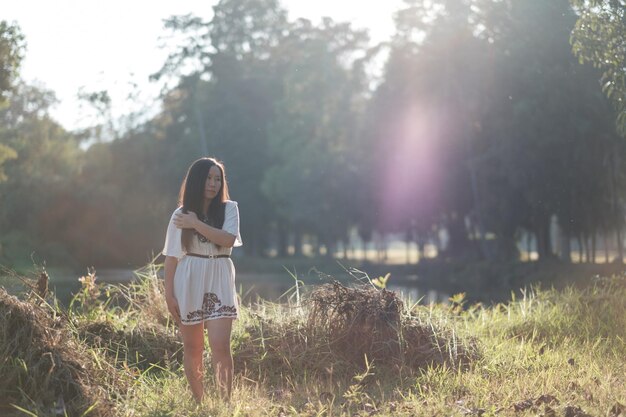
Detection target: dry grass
<box><xmin>71</xmin><ymin>264</ymin><xmax>184</xmax><ymax>373</ymax></box>
<box><xmin>0</xmin><ymin>288</ymin><xmax>126</xmax><ymax>417</ymax></box>
<box><xmin>233</xmin><ymin>280</ymin><xmax>478</xmax><ymax>385</ymax></box>
<box><xmin>77</xmin><ymin>320</ymin><xmax>183</xmax><ymax>372</ymax></box>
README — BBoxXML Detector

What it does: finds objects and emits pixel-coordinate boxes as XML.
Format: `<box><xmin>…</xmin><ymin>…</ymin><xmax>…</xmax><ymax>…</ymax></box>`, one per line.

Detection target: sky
<box><xmin>3</xmin><ymin>0</ymin><xmax>403</xmax><ymax>131</ymax></box>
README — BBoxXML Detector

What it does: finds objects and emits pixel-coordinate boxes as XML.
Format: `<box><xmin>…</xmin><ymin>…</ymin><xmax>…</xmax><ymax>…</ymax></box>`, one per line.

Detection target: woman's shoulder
<box><xmin>170</xmin><ymin>206</ymin><xmax>184</xmax><ymax>218</ymax></box>
<box><xmin>224</xmin><ymin>200</ymin><xmax>239</xmax><ymax>216</ymax></box>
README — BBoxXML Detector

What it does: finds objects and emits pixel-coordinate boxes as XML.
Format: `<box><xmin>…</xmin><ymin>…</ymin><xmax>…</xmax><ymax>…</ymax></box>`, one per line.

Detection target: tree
<box><xmin>571</xmin><ymin>0</ymin><xmax>626</xmax><ymax>136</ymax></box>
<box><xmin>571</xmin><ymin>0</ymin><xmax>626</xmax><ymax>263</ymax></box>
<box><xmin>369</xmin><ymin>0</ymin><xmax>493</xmax><ymax>260</ymax></box>
<box><xmin>152</xmin><ymin>0</ymin><xmax>291</xmax><ymax>256</ymax></box>
<box><xmin>0</xmin><ymin>21</ymin><xmax>25</xmax><ymax>183</ymax></box>
<box><xmin>262</xmin><ymin>17</ymin><xmax>370</xmax><ymax>257</ymax></box>
<box><xmin>476</xmin><ymin>0</ymin><xmax>622</xmax><ymax>262</ymax></box>
<box><xmin>0</xmin><ymin>21</ymin><xmax>25</xmax><ymax>104</ymax></box>
<box><xmin>0</xmin><ymin>83</ymin><xmax>83</xmax><ymax>265</ymax></box>
<box><xmin>155</xmin><ymin>0</ymin><xmax>371</xmax><ymax>257</ymax></box>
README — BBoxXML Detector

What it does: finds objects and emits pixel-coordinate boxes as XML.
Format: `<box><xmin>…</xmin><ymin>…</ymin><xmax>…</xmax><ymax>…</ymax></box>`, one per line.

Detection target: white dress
<box><xmin>162</xmin><ymin>200</ymin><xmax>243</xmax><ymax>325</ymax></box>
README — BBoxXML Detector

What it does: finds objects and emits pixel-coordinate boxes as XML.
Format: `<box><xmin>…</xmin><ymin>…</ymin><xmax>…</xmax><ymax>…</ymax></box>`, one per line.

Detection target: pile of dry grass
<box><xmin>308</xmin><ymin>281</ymin><xmax>477</xmax><ymax>369</ymax></box>
<box><xmin>235</xmin><ymin>281</ymin><xmax>478</xmax><ymax>379</ymax></box>
<box><xmin>307</xmin><ymin>281</ymin><xmax>404</xmax><ymax>366</ymax></box>
<box><xmin>0</xmin><ymin>288</ymin><xmax>126</xmax><ymax>416</ymax></box>
<box><xmin>78</xmin><ymin>320</ymin><xmax>182</xmax><ymax>371</ymax></box>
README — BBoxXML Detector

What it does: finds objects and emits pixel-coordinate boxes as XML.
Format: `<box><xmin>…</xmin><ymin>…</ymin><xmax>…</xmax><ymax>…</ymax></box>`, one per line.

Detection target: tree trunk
<box><xmin>362</xmin><ymin>239</ymin><xmax>368</xmax><ymax>262</ymax></box>
<box><xmin>535</xmin><ymin>215</ymin><xmax>552</xmax><ymax>261</ymax></box>
<box><xmin>617</xmin><ymin>228</ymin><xmax>624</xmax><ymax>264</ymax></box>
<box><xmin>577</xmin><ymin>235</ymin><xmax>584</xmax><ymax>263</ymax></box>
<box><xmin>326</xmin><ymin>239</ymin><xmax>336</xmax><ymax>259</ymax></box>
<box><xmin>609</xmin><ymin>138</ymin><xmax>623</xmax><ymax>264</ymax></box>
<box><xmin>467</xmin><ymin>162</ymin><xmax>489</xmax><ymax>260</ymax></box>
<box><xmin>277</xmin><ymin>223</ymin><xmax>288</xmax><ymax>257</ymax></box>
<box><xmin>293</xmin><ymin>227</ymin><xmax>303</xmax><ymax>257</ymax></box>
<box><xmin>591</xmin><ymin>233</ymin><xmax>597</xmax><ymax>264</ymax></box>
<box><xmin>405</xmin><ymin>240</ymin><xmax>410</xmax><ymax>264</ymax></box>
<box><xmin>446</xmin><ymin>213</ymin><xmax>472</xmax><ymax>259</ymax></box>
<box><xmin>383</xmin><ymin>237</ymin><xmax>389</xmax><ymax>262</ymax></box>
<box><xmin>561</xmin><ymin>229</ymin><xmax>572</xmax><ymax>263</ymax></box>
<box><xmin>495</xmin><ymin>227</ymin><xmax>520</xmax><ymax>261</ymax></box>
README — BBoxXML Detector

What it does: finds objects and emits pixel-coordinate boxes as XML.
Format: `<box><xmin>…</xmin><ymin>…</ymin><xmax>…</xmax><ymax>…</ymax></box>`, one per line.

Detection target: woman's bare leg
<box><xmin>179</xmin><ymin>322</ymin><xmax>205</xmax><ymax>403</ymax></box>
<box><xmin>205</xmin><ymin>318</ymin><xmax>234</xmax><ymax>399</ymax></box>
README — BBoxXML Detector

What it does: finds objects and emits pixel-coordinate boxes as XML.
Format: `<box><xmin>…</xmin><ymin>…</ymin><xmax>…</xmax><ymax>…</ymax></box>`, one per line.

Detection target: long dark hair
<box><xmin>178</xmin><ymin>157</ymin><xmax>230</xmax><ymax>251</ymax></box>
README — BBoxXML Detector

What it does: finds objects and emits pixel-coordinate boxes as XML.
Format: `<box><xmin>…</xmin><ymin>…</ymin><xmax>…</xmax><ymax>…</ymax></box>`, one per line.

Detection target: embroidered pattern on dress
<box><xmin>185</xmin><ymin>292</ymin><xmax>237</xmax><ymax>322</ymax></box>
<box><xmin>195</xmin><ymin>215</ymin><xmax>212</xmax><ymax>243</ymax></box>
<box><xmin>195</xmin><ymin>231</ymin><xmax>209</xmax><ymax>243</ymax></box>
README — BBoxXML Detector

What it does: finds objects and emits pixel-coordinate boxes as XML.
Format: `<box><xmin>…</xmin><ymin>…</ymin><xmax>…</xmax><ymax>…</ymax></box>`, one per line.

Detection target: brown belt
<box><xmin>186</xmin><ymin>253</ymin><xmax>230</xmax><ymax>259</ymax></box>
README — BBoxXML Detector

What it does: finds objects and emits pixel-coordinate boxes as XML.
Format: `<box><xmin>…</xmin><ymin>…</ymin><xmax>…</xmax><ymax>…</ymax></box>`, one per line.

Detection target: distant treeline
<box><xmin>0</xmin><ymin>0</ymin><xmax>625</xmax><ymax>268</ymax></box>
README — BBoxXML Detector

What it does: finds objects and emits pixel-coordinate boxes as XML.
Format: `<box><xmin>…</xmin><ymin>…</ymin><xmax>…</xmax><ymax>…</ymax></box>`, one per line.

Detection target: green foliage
<box><xmin>3</xmin><ymin>0</ymin><xmax>626</xmax><ymax>268</ymax></box>
<box><xmin>0</xmin><ymin>83</ymin><xmax>85</xmax><ymax>266</ymax></box>
<box><xmin>571</xmin><ymin>0</ymin><xmax>626</xmax><ymax>136</ymax></box>
<box><xmin>481</xmin><ymin>0</ymin><xmax>621</xmax><ymax>260</ymax></box>
<box><xmin>0</xmin><ymin>21</ymin><xmax>24</xmax><ymax>189</ymax></box>
<box><xmin>371</xmin><ymin>272</ymin><xmax>390</xmax><ymax>289</ymax></box>
<box><xmin>0</xmin><ymin>21</ymin><xmax>25</xmax><ymax>104</ymax></box>
<box><xmin>69</xmin><ymin>268</ymin><xmax>102</xmax><ymax>314</ymax></box>
<box><xmin>262</xmin><ymin>18</ymin><xmax>370</xmax><ymax>252</ymax></box>
<box><xmin>0</xmin><ymin>143</ymin><xmax>16</xmax><ymax>182</ymax></box>
<box><xmin>341</xmin><ymin>355</ymin><xmax>376</xmax><ymax>409</ymax></box>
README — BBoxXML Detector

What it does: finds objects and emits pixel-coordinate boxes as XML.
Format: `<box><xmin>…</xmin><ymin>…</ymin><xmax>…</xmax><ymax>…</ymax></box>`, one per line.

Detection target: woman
<box><xmin>162</xmin><ymin>157</ymin><xmax>242</xmax><ymax>402</ymax></box>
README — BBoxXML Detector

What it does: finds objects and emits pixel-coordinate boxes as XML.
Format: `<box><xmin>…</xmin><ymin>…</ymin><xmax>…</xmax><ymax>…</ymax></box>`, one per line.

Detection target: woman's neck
<box><xmin>202</xmin><ymin>198</ymin><xmax>213</xmax><ymax>215</ymax></box>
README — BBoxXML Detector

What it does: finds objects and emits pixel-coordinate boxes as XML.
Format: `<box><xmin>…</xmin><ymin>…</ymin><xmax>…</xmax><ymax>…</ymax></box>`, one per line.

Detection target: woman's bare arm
<box><xmin>173</xmin><ymin>212</ymin><xmax>237</xmax><ymax>247</ymax></box>
<box><xmin>164</xmin><ymin>256</ymin><xmax>181</xmax><ymax>323</ymax></box>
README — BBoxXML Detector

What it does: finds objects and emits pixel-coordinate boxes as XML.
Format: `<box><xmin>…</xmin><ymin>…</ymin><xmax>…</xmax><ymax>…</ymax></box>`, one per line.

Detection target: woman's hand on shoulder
<box><xmin>174</xmin><ymin>211</ymin><xmax>199</xmax><ymax>229</ymax></box>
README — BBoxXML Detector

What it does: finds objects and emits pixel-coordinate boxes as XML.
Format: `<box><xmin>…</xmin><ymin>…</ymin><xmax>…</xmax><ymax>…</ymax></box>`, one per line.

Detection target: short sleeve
<box><xmin>162</xmin><ymin>208</ymin><xmax>185</xmax><ymax>259</ymax></box>
<box><xmin>223</xmin><ymin>201</ymin><xmax>243</xmax><ymax>247</ymax></box>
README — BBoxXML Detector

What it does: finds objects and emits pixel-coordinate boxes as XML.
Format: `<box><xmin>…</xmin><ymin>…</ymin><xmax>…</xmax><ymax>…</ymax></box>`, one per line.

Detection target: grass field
<box><xmin>1</xmin><ymin>263</ymin><xmax>625</xmax><ymax>416</ymax></box>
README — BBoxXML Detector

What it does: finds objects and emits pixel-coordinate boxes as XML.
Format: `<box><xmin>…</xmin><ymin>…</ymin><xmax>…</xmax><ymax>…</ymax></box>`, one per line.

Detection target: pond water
<box><xmin>44</xmin><ymin>269</ymin><xmax>449</xmax><ymax>307</ymax></box>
